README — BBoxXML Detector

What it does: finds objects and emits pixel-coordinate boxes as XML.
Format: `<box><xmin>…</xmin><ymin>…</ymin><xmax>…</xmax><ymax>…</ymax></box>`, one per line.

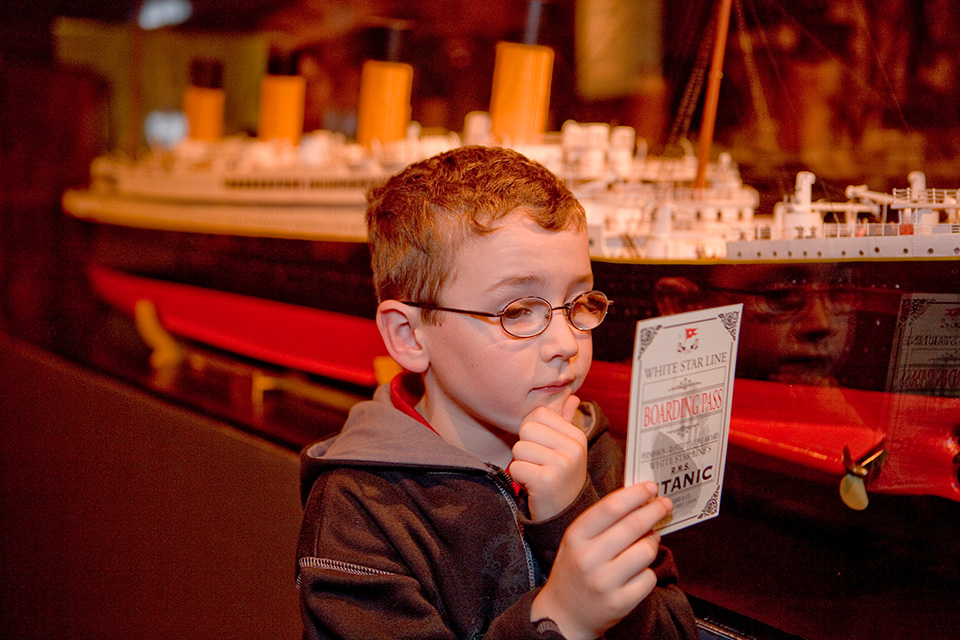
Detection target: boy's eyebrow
<box><xmin>484</xmin><ymin>273</ymin><xmax>595</xmax><ymax>295</ymax></box>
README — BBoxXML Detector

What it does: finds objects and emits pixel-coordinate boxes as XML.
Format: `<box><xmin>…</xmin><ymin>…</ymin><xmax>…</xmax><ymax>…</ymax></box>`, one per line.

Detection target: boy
<box><xmin>655</xmin><ymin>263</ymin><xmax>857</xmax><ymax>387</ymax></box>
<box><xmin>297</xmin><ymin>146</ymin><xmax>699</xmax><ymax>639</ymax></box>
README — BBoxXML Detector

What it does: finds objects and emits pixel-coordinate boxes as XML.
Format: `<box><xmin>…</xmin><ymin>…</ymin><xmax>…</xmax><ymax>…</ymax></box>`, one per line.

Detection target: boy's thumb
<box><xmin>561</xmin><ymin>394</ymin><xmax>580</xmax><ymax>423</ymax></box>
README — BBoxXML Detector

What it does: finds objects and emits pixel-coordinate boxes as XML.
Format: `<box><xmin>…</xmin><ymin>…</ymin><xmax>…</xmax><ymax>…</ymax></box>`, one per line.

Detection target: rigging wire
<box><xmin>744</xmin><ymin>0</ymin><xmax>799</xmax><ymax>133</ymax></box>
<box><xmin>752</xmin><ymin>0</ymin><xmax>904</xmax><ymax>122</ymax></box>
<box><xmin>666</xmin><ymin>4</ymin><xmax>716</xmax><ymax>148</ymax></box>
<box><xmin>734</xmin><ymin>0</ymin><xmax>775</xmax><ymax>150</ymax></box>
<box><xmin>851</xmin><ymin>0</ymin><xmax>908</xmax><ymax>130</ymax></box>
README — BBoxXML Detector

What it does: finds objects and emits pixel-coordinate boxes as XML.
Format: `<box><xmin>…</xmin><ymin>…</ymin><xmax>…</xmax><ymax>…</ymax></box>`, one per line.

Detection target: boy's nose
<box><xmin>540</xmin><ymin>308</ymin><xmax>581</xmax><ymax>358</ymax></box>
<box><xmin>793</xmin><ymin>293</ymin><xmax>836</xmax><ymax>335</ymax></box>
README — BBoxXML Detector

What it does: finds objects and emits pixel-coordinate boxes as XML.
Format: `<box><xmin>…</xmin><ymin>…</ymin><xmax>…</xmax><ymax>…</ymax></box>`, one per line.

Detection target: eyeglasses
<box><xmin>402</xmin><ymin>290</ymin><xmax>612</xmax><ymax>339</ymax></box>
<box><xmin>706</xmin><ymin>284</ymin><xmax>860</xmax><ymax>316</ymax></box>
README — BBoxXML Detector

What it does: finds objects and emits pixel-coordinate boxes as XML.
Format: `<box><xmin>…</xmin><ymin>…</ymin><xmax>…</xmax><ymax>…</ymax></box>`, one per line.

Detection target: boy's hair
<box><xmin>366</xmin><ymin>145</ymin><xmax>586</xmax><ymax>310</ymax></box>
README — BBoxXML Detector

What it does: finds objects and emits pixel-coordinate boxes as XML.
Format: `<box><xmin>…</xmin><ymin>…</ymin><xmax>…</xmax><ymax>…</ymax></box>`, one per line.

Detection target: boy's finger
<box><xmin>510</xmin><ymin>441</ymin><xmax>550</xmax><ymax>468</ymax></box>
<box><xmin>616</xmin><ymin>566</ymin><xmax>660</xmax><ymax>609</ymax></box>
<box><xmin>602</xmin><ymin>533</ymin><xmax>662</xmax><ymax>587</ymax></box>
<box><xmin>590</xmin><ymin>496</ymin><xmax>672</xmax><ymax>560</ymax></box>
<box><xmin>511</xmin><ymin>441</ymin><xmax>583</xmax><ymax>482</ymax></box>
<box><xmin>561</xmin><ymin>394</ymin><xmax>580</xmax><ymax>422</ymax></box>
<box><xmin>506</xmin><ymin>459</ymin><xmax>536</xmax><ymax>485</ymax></box>
<box><xmin>519</xmin><ymin>409</ymin><xmax>587</xmax><ymax>444</ymax></box>
<box><xmin>568</xmin><ymin>482</ymin><xmax>662</xmax><ymax>540</ymax></box>
<box><xmin>517</xmin><ymin>415</ymin><xmax>587</xmax><ymax>449</ymax></box>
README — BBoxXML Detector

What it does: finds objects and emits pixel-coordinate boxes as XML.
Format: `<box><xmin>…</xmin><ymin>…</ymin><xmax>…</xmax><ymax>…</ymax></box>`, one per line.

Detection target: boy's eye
<box><xmin>576</xmin><ymin>295</ymin><xmax>604</xmax><ymax>314</ymax></box>
<box><xmin>761</xmin><ymin>289</ymin><xmax>802</xmax><ymax>312</ymax></box>
<box><xmin>502</xmin><ymin>300</ymin><xmax>538</xmax><ymax>320</ymax></box>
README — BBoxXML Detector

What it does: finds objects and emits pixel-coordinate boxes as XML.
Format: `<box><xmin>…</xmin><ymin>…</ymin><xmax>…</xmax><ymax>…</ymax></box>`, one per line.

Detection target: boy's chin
<box><xmin>534</xmin><ymin>389</ymin><xmax>574</xmax><ymax>414</ymax></box>
<box><xmin>767</xmin><ymin>363</ymin><xmax>839</xmax><ymax>386</ymax></box>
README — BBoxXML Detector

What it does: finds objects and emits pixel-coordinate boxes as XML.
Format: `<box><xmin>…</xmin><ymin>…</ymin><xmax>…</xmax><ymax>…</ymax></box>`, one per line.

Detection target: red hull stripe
<box><xmin>581</xmin><ymin>360</ymin><xmax>960</xmax><ymax>499</ymax></box>
<box><xmin>89</xmin><ymin>265</ymin><xmax>389</xmax><ymax>386</ymax></box>
<box><xmin>90</xmin><ymin>265</ymin><xmax>959</xmax><ymax>499</ymax></box>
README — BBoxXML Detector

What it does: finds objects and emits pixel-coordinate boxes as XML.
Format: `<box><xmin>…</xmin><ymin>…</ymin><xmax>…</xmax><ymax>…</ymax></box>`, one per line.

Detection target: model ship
<box><xmin>62</xmin><ymin>3</ymin><xmax>959</xmax><ymax>506</ymax></box>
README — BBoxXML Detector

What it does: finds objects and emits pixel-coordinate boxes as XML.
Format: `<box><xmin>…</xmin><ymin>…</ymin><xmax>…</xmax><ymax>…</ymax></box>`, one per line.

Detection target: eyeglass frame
<box><xmin>400</xmin><ymin>290</ymin><xmax>613</xmax><ymax>339</ymax></box>
<box><xmin>704</xmin><ymin>283</ymin><xmax>861</xmax><ymax>316</ymax></box>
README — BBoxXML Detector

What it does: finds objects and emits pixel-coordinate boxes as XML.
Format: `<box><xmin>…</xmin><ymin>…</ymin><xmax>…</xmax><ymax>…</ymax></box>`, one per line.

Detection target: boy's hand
<box><xmin>509</xmin><ymin>395</ymin><xmax>587</xmax><ymax>521</ymax></box>
<box><xmin>530</xmin><ymin>482</ymin><xmax>672</xmax><ymax>640</ymax></box>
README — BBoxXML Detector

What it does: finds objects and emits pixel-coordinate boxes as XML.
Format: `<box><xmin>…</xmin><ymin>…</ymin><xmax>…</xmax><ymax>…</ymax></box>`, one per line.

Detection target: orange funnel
<box><xmin>489</xmin><ymin>42</ymin><xmax>553</xmax><ymax>144</ymax></box>
<box><xmin>356</xmin><ymin>60</ymin><xmax>413</xmax><ymax>147</ymax></box>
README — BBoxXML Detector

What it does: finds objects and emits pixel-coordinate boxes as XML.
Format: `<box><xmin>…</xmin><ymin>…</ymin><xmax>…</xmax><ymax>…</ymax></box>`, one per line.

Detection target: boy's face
<box><xmin>708</xmin><ymin>264</ymin><xmax>855</xmax><ymax>385</ymax></box>
<box><xmin>417</xmin><ymin>214</ymin><xmax>594</xmax><ymax>440</ymax></box>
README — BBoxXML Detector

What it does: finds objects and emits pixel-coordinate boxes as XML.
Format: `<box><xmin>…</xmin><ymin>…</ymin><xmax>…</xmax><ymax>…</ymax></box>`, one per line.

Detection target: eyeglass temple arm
<box><xmin>400</xmin><ymin>302</ymin><xmax>502</xmax><ymax>318</ymax></box>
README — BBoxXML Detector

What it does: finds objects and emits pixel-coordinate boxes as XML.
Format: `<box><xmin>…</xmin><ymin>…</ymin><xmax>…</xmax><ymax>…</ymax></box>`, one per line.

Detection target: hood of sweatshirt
<box><xmin>300</xmin><ymin>379</ymin><xmax>489</xmax><ymax>503</ymax></box>
<box><xmin>300</xmin><ymin>374</ymin><xmax>604</xmax><ymax>505</ymax></box>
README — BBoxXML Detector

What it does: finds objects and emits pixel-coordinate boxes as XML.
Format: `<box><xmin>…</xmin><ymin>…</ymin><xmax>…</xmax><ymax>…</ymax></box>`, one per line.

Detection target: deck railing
<box><xmin>755</xmin><ymin>222</ymin><xmax>960</xmax><ymax>241</ymax></box>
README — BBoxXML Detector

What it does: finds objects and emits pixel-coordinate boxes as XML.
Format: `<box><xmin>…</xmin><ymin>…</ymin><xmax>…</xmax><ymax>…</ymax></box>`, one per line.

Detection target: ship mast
<box><xmin>694</xmin><ymin>0</ymin><xmax>733</xmax><ymax>189</ymax></box>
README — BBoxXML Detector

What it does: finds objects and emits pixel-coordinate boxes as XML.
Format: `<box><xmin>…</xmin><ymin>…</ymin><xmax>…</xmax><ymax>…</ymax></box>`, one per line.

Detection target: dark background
<box><xmin>2</xmin><ymin>2</ymin><xmax>959</xmax><ymax>639</ymax></box>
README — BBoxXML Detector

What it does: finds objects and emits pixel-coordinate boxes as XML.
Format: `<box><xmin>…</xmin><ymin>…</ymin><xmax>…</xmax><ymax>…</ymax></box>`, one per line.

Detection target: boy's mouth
<box><xmin>532</xmin><ymin>378</ymin><xmax>574</xmax><ymax>393</ymax></box>
<box><xmin>780</xmin><ymin>355</ymin><xmax>835</xmax><ymax>372</ymax></box>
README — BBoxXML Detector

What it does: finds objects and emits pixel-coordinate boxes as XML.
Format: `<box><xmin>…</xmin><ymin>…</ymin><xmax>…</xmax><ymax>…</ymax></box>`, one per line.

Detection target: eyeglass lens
<box><xmin>759</xmin><ymin>287</ymin><xmax>858</xmax><ymax>315</ymax></box>
<box><xmin>501</xmin><ymin>291</ymin><xmax>609</xmax><ymax>337</ymax></box>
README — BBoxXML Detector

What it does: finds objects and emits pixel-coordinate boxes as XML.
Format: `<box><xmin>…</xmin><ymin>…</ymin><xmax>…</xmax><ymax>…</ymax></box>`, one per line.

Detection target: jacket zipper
<box><xmin>489</xmin><ymin>466</ymin><xmax>537</xmax><ymax>589</ymax></box>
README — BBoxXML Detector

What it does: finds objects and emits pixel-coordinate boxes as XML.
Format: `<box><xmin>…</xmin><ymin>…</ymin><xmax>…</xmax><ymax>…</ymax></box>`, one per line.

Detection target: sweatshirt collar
<box><xmin>390</xmin><ymin>373</ymin><xmax>437</xmax><ymax>433</ymax></box>
<box><xmin>302</xmin><ymin>376</ymin><xmax>490</xmax><ymax>473</ymax></box>
<box><xmin>392</xmin><ymin>372</ymin><xmax>524</xmax><ymax>495</ymax></box>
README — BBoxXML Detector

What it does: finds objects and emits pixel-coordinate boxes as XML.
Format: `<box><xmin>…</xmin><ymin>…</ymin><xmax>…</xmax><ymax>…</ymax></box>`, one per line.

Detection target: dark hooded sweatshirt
<box><xmin>297</xmin><ymin>374</ymin><xmax>699</xmax><ymax>640</ymax></box>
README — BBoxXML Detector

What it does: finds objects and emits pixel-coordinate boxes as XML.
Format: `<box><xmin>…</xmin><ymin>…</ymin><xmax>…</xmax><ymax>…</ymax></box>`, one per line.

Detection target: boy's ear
<box><xmin>376</xmin><ymin>300</ymin><xmax>430</xmax><ymax>373</ymax></box>
<box><xmin>653</xmin><ymin>277</ymin><xmax>706</xmax><ymax>315</ymax></box>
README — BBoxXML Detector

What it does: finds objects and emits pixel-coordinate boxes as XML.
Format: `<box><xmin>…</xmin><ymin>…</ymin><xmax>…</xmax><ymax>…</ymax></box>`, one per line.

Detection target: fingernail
<box><xmin>643</xmin><ymin>481</ymin><xmax>659</xmax><ymax>495</ymax></box>
<box><xmin>661</xmin><ymin>496</ymin><xmax>673</xmax><ymax>512</ymax></box>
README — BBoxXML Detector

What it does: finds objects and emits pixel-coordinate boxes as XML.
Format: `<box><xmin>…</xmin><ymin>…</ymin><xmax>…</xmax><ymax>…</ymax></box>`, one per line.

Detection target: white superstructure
<box><xmin>727</xmin><ymin>171</ymin><xmax>960</xmax><ymax>261</ymax></box>
<box><xmin>64</xmin><ymin>115</ymin><xmax>960</xmax><ymax>260</ymax></box>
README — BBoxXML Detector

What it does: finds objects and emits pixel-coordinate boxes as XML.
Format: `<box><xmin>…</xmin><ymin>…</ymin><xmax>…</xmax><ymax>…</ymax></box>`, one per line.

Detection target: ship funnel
<box><xmin>794</xmin><ymin>171</ymin><xmax>815</xmax><ymax>207</ymax></box>
<box><xmin>356</xmin><ymin>22</ymin><xmax>414</xmax><ymax>148</ymax></box>
<box><xmin>908</xmin><ymin>171</ymin><xmax>927</xmax><ymax>191</ymax></box>
<box><xmin>907</xmin><ymin>171</ymin><xmax>935</xmax><ymax>227</ymax></box>
<box><xmin>184</xmin><ymin>58</ymin><xmax>224</xmax><ymax>140</ymax></box>
<box><xmin>489</xmin><ymin>41</ymin><xmax>554</xmax><ymax>144</ymax></box>
<box><xmin>783</xmin><ymin>171</ymin><xmax>820</xmax><ymax>238</ymax></box>
<box><xmin>356</xmin><ymin>61</ymin><xmax>413</xmax><ymax>148</ymax></box>
<box><xmin>488</xmin><ymin>0</ymin><xmax>552</xmax><ymax>144</ymax></box>
<box><xmin>258</xmin><ymin>50</ymin><xmax>305</xmax><ymax>144</ymax></box>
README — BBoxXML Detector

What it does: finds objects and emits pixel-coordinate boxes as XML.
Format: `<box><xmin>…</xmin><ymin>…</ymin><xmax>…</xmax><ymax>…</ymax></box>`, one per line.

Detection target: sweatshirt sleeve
<box><xmin>605</xmin><ymin>547</ymin><xmax>701</xmax><ymax>640</ymax></box>
<box><xmin>523</xmin><ymin>404</ymin><xmax>700</xmax><ymax>640</ymax></box>
<box><xmin>520</xmin><ymin>477</ymin><xmax>599</xmax><ymax>567</ymax></box>
<box><xmin>483</xmin><ymin>590</ymin><xmax>566</xmax><ymax>640</ymax></box>
<box><xmin>590</xmin><ymin>411</ymin><xmax>701</xmax><ymax>639</ymax></box>
<box><xmin>298</xmin><ymin>471</ymin><xmax>458</xmax><ymax>640</ymax></box>
<box><xmin>298</xmin><ymin>468</ymin><xmax>571</xmax><ymax>640</ymax></box>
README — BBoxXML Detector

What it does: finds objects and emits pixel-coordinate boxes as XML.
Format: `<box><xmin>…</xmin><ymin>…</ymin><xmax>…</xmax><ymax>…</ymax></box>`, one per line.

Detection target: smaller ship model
<box><xmin>728</xmin><ymin>170</ymin><xmax>960</xmax><ymax>261</ymax></box>
<box><xmin>582</xmin><ymin>168</ymin><xmax>960</xmax><ymax>262</ymax></box>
